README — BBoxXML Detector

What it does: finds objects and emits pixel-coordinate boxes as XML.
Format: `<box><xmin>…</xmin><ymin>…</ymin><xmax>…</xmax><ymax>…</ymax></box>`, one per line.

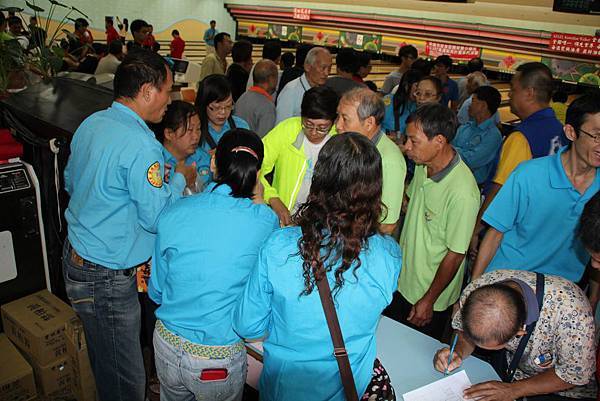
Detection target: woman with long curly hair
<box><xmin>234</xmin><ymin>132</ymin><xmax>402</xmax><ymax>400</ymax></box>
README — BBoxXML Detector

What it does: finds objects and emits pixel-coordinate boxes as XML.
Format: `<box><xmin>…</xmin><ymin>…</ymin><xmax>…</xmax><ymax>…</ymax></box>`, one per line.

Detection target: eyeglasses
<box><xmin>208</xmin><ymin>104</ymin><xmax>233</xmax><ymax>114</ymax></box>
<box><xmin>302</xmin><ymin>122</ymin><xmax>331</xmax><ymax>135</ymax></box>
<box><xmin>580</xmin><ymin>128</ymin><xmax>600</xmax><ymax>143</ymax></box>
<box><xmin>415</xmin><ymin>91</ymin><xmax>438</xmax><ymax>99</ymax></box>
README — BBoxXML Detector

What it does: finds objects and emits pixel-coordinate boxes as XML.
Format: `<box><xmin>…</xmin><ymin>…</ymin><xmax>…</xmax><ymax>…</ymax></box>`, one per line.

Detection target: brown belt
<box><xmin>70</xmin><ymin>247</ymin><xmax>137</xmax><ymax>276</ymax></box>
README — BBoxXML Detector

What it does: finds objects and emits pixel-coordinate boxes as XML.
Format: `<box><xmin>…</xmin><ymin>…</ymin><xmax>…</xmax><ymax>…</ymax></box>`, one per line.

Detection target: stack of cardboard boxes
<box><xmin>0</xmin><ymin>290</ymin><xmax>96</xmax><ymax>401</ymax></box>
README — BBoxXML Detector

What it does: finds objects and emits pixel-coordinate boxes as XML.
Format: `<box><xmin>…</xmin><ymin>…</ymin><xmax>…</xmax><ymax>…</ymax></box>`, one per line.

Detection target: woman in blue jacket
<box><xmin>149</xmin><ymin>128</ymin><xmax>279</xmax><ymax>401</ymax></box>
<box><xmin>152</xmin><ymin>100</ymin><xmax>212</xmax><ymax>193</ymax></box>
<box><xmin>195</xmin><ymin>74</ymin><xmax>249</xmax><ymax>153</ymax></box>
<box><xmin>234</xmin><ymin>133</ymin><xmax>402</xmax><ymax>401</ymax></box>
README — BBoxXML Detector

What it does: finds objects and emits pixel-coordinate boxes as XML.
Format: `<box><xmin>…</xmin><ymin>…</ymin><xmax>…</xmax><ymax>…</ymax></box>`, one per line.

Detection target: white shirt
<box><xmin>95</xmin><ymin>54</ymin><xmax>121</xmax><ymax>75</ymax></box>
<box><xmin>292</xmin><ymin>135</ymin><xmax>330</xmax><ymax>212</ymax></box>
<box><xmin>275</xmin><ymin>73</ymin><xmax>311</xmax><ymax>125</ymax></box>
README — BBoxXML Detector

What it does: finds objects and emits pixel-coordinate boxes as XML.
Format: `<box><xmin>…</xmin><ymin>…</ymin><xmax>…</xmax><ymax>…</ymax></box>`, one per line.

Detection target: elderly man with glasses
<box><xmin>260</xmin><ymin>86</ymin><xmax>339</xmax><ymax>226</ymax></box>
<box><xmin>336</xmin><ymin>87</ymin><xmax>407</xmax><ymax>236</ymax></box>
<box><xmin>471</xmin><ymin>92</ymin><xmax>600</xmax><ymax>283</ymax></box>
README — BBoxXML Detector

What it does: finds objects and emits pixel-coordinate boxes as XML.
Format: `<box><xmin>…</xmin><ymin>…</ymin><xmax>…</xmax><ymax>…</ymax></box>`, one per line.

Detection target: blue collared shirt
<box><xmin>233</xmin><ymin>227</ymin><xmax>402</xmax><ymax>400</ymax></box>
<box><xmin>441</xmin><ymin>78</ymin><xmax>459</xmax><ymax>106</ymax></box>
<box><xmin>201</xmin><ymin>116</ymin><xmax>249</xmax><ymax>152</ymax></box>
<box><xmin>275</xmin><ymin>73</ymin><xmax>311</xmax><ymax>124</ymax></box>
<box><xmin>149</xmin><ymin>183</ymin><xmax>279</xmax><ymax>345</ymax></box>
<box><xmin>483</xmin><ymin>146</ymin><xmax>600</xmax><ymax>282</ymax></box>
<box><xmin>203</xmin><ymin>27</ymin><xmax>218</xmax><ymax>46</ymax></box>
<box><xmin>452</xmin><ymin>116</ymin><xmax>503</xmax><ymax>184</ymax></box>
<box><xmin>162</xmin><ymin>146</ymin><xmax>213</xmax><ymax>190</ymax></box>
<box><xmin>382</xmin><ymin>96</ymin><xmax>416</xmax><ymax>135</ymax></box>
<box><xmin>64</xmin><ymin>102</ymin><xmax>186</xmax><ymax>269</ymax></box>
<box><xmin>458</xmin><ymin>94</ymin><xmax>501</xmax><ymax>126</ymax></box>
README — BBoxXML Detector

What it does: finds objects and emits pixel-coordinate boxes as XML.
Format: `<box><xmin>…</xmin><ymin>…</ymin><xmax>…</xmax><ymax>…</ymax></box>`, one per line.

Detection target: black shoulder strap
<box><xmin>202</xmin><ymin>128</ymin><xmax>218</xmax><ymax>150</ymax></box>
<box><xmin>316</xmin><ymin>274</ymin><xmax>359</xmax><ymax>401</ymax></box>
<box><xmin>505</xmin><ymin>273</ymin><xmax>544</xmax><ymax>382</ymax></box>
<box><xmin>228</xmin><ymin>116</ymin><xmax>237</xmax><ymax>129</ymax></box>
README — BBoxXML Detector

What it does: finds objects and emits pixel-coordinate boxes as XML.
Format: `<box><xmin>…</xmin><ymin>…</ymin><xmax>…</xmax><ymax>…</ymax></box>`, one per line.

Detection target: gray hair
<box><xmin>305</xmin><ymin>47</ymin><xmax>330</xmax><ymax>67</ymax></box>
<box><xmin>467</xmin><ymin>71</ymin><xmax>487</xmax><ymax>88</ymax></box>
<box><xmin>341</xmin><ymin>87</ymin><xmax>385</xmax><ymax>126</ymax></box>
<box><xmin>253</xmin><ymin>59</ymin><xmax>278</xmax><ymax>84</ymax></box>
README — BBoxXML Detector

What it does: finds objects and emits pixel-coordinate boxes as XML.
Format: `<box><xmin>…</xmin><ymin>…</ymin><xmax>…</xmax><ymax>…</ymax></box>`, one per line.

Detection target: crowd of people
<box><xmin>6</xmin><ymin>10</ymin><xmax>596</xmax><ymax>401</ymax></box>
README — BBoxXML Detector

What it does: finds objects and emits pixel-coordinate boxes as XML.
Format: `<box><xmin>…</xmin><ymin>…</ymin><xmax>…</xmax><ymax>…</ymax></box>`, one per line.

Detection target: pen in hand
<box><xmin>445</xmin><ymin>333</ymin><xmax>459</xmax><ymax>376</ymax></box>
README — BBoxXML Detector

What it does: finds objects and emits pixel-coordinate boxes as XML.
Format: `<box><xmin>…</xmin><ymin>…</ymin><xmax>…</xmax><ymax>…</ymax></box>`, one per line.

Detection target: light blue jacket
<box><xmin>201</xmin><ymin>115</ymin><xmax>249</xmax><ymax>152</ymax></box>
<box><xmin>452</xmin><ymin>116</ymin><xmax>503</xmax><ymax>184</ymax></box>
<box><xmin>234</xmin><ymin>227</ymin><xmax>402</xmax><ymax>401</ymax></box>
<box><xmin>149</xmin><ymin>183</ymin><xmax>279</xmax><ymax>345</ymax></box>
<box><xmin>382</xmin><ymin>96</ymin><xmax>416</xmax><ymax>135</ymax></box>
<box><xmin>65</xmin><ymin>102</ymin><xmax>185</xmax><ymax>269</ymax></box>
<box><xmin>162</xmin><ymin>146</ymin><xmax>212</xmax><ymax>190</ymax></box>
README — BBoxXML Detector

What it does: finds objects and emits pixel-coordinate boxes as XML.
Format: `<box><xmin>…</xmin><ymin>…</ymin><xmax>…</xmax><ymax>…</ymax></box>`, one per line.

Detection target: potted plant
<box><xmin>0</xmin><ymin>37</ymin><xmax>27</xmax><ymax>94</ymax></box>
<box><xmin>1</xmin><ymin>0</ymin><xmax>90</xmax><ymax>80</ymax></box>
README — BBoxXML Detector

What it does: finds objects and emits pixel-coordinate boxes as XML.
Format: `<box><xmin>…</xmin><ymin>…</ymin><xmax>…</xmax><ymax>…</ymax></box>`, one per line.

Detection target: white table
<box><xmin>376</xmin><ymin>316</ymin><xmax>499</xmax><ymax>398</ymax></box>
<box><xmin>245</xmin><ymin>316</ymin><xmax>500</xmax><ymax>399</ymax></box>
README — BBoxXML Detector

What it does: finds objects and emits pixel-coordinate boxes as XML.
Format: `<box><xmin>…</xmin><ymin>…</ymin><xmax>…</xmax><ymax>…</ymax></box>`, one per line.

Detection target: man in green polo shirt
<box><xmin>336</xmin><ymin>87</ymin><xmax>407</xmax><ymax>235</ymax></box>
<box><xmin>385</xmin><ymin>103</ymin><xmax>480</xmax><ymax>341</ymax></box>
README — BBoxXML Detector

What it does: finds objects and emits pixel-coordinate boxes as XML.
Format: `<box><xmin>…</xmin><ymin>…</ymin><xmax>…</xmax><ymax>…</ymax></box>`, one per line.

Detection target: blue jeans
<box><xmin>62</xmin><ymin>241</ymin><xmax>146</xmax><ymax>401</ymax></box>
<box><xmin>153</xmin><ymin>328</ymin><xmax>247</xmax><ymax>401</ymax></box>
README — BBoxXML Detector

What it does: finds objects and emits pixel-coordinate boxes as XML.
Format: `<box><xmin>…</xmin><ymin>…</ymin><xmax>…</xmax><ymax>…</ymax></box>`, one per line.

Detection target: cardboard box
<box><xmin>25</xmin><ymin>355</ymin><xmax>72</xmax><ymax>399</ymax></box>
<box><xmin>65</xmin><ymin>317</ymin><xmax>96</xmax><ymax>401</ymax></box>
<box><xmin>0</xmin><ymin>334</ymin><xmax>37</xmax><ymax>401</ymax></box>
<box><xmin>1</xmin><ymin>290</ymin><xmax>76</xmax><ymax>366</ymax></box>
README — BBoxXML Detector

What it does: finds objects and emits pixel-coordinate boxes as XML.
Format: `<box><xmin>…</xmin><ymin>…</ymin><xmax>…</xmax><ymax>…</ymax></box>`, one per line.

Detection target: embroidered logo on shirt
<box><xmin>147</xmin><ymin>161</ymin><xmax>163</xmax><ymax>188</ymax></box>
<box><xmin>383</xmin><ymin>96</ymin><xmax>391</xmax><ymax>106</ymax></box>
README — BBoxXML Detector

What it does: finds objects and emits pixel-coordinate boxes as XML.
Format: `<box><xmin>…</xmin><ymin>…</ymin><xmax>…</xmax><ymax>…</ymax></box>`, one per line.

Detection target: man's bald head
<box><xmin>253</xmin><ymin>59</ymin><xmax>278</xmax><ymax>85</ymax></box>
<box><xmin>462</xmin><ymin>283</ymin><xmax>527</xmax><ymax>348</ymax></box>
<box><xmin>253</xmin><ymin>59</ymin><xmax>279</xmax><ymax>94</ymax></box>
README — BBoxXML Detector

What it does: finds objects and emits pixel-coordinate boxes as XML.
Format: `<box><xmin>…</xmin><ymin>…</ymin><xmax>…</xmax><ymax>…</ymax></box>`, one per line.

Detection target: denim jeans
<box><xmin>153</xmin><ymin>327</ymin><xmax>247</xmax><ymax>401</ymax></box>
<box><xmin>62</xmin><ymin>241</ymin><xmax>146</xmax><ymax>401</ymax></box>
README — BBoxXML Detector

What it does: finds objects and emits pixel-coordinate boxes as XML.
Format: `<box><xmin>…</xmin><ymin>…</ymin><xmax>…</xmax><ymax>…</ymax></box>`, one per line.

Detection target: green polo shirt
<box><xmin>375</xmin><ymin>132</ymin><xmax>406</xmax><ymax>225</ymax></box>
<box><xmin>398</xmin><ymin>152</ymin><xmax>479</xmax><ymax>311</ymax></box>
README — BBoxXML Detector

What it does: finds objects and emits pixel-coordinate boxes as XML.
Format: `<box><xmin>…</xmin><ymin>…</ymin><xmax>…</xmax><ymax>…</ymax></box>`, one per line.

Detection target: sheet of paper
<box><xmin>402</xmin><ymin>370</ymin><xmax>472</xmax><ymax>401</ymax></box>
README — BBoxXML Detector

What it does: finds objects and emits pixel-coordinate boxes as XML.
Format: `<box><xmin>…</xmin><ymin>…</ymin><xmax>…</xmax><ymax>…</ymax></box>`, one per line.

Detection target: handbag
<box><xmin>316</xmin><ymin>274</ymin><xmax>396</xmax><ymax>401</ymax></box>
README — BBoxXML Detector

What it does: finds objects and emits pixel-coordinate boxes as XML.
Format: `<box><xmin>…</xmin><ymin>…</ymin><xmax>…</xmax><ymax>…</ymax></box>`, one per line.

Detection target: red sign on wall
<box><xmin>549</xmin><ymin>33</ymin><xmax>599</xmax><ymax>57</ymax></box>
<box><xmin>293</xmin><ymin>8</ymin><xmax>311</xmax><ymax>21</ymax></box>
<box><xmin>425</xmin><ymin>41</ymin><xmax>480</xmax><ymax>61</ymax></box>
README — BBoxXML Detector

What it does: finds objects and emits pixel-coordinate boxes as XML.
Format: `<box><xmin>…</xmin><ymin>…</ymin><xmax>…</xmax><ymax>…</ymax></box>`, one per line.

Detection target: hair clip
<box><xmin>231</xmin><ymin>146</ymin><xmax>258</xmax><ymax>160</ymax></box>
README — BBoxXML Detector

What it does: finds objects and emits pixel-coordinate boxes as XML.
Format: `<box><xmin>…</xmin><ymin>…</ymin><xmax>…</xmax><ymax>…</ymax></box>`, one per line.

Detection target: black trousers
<box><xmin>383</xmin><ymin>291</ymin><xmax>452</xmax><ymax>342</ymax></box>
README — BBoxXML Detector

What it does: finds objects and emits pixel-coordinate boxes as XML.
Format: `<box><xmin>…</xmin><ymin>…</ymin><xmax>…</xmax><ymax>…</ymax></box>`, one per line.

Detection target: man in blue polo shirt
<box><xmin>453</xmin><ymin>85</ymin><xmax>503</xmax><ymax>185</ymax></box>
<box><xmin>63</xmin><ymin>51</ymin><xmax>197</xmax><ymax>401</ymax></box>
<box><xmin>432</xmin><ymin>55</ymin><xmax>459</xmax><ymax>112</ymax></box>
<box><xmin>471</xmin><ymin>92</ymin><xmax>600</xmax><ymax>282</ymax></box>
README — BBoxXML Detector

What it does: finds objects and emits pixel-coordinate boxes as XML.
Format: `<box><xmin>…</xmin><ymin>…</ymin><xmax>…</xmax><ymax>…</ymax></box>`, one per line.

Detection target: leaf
<box><xmin>71</xmin><ymin>6</ymin><xmax>89</xmax><ymax>19</ymax></box>
<box><xmin>0</xmin><ymin>7</ymin><xmax>24</xmax><ymax>12</ymax></box>
<box><xmin>48</xmin><ymin>0</ymin><xmax>69</xmax><ymax>7</ymax></box>
<box><xmin>25</xmin><ymin>1</ymin><xmax>45</xmax><ymax>12</ymax></box>
<box><xmin>51</xmin><ymin>46</ymin><xmax>65</xmax><ymax>58</ymax></box>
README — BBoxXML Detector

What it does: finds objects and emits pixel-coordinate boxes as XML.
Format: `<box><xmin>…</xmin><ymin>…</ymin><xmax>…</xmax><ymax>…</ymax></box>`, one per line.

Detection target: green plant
<box><xmin>0</xmin><ymin>38</ymin><xmax>26</xmax><ymax>92</ymax></box>
<box><xmin>1</xmin><ymin>0</ymin><xmax>90</xmax><ymax>78</ymax></box>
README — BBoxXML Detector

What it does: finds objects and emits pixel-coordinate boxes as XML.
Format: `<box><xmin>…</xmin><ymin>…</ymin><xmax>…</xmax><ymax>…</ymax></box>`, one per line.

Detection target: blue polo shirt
<box><xmin>233</xmin><ymin>227</ymin><xmax>402</xmax><ymax>401</ymax></box>
<box><xmin>441</xmin><ymin>78</ymin><xmax>459</xmax><ymax>107</ymax></box>
<box><xmin>162</xmin><ymin>146</ymin><xmax>212</xmax><ymax>190</ymax></box>
<box><xmin>382</xmin><ymin>96</ymin><xmax>416</xmax><ymax>135</ymax></box>
<box><xmin>149</xmin><ymin>183</ymin><xmax>279</xmax><ymax>346</ymax></box>
<box><xmin>201</xmin><ymin>115</ymin><xmax>249</xmax><ymax>152</ymax></box>
<box><xmin>64</xmin><ymin>102</ymin><xmax>186</xmax><ymax>269</ymax></box>
<box><xmin>457</xmin><ymin>94</ymin><xmax>501</xmax><ymax>126</ymax></box>
<box><xmin>452</xmin><ymin>117</ymin><xmax>503</xmax><ymax>184</ymax></box>
<box><xmin>483</xmin><ymin>146</ymin><xmax>600</xmax><ymax>282</ymax></box>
